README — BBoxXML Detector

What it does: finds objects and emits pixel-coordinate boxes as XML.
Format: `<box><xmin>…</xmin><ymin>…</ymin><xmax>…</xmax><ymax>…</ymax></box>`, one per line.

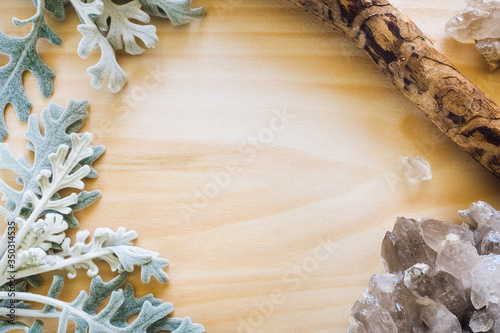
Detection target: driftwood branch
<box><xmin>288</xmin><ymin>0</ymin><xmax>500</xmax><ymax>179</ymax></box>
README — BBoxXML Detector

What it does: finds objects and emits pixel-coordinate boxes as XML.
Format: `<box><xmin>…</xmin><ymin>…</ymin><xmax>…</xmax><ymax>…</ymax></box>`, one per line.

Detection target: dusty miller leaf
<box><xmin>0</xmin><ymin>100</ymin><xmax>102</xmax><ymax>223</ymax></box>
<box><xmin>42</xmin><ymin>274</ymin><xmax>64</xmax><ymax>313</ymax></box>
<box><xmin>0</xmin><ymin>281</ymin><xmax>29</xmax><ymax>310</ymax></box>
<box><xmin>25</xmin><ymin>274</ymin><xmax>43</xmax><ymax>288</ymax></box>
<box><xmin>46</xmin><ymin>0</ymin><xmax>66</xmax><ymax>20</ymax></box>
<box><xmin>147</xmin><ymin>316</ymin><xmax>205</xmax><ymax>333</ymax></box>
<box><xmin>139</xmin><ymin>0</ymin><xmax>206</xmax><ymax>25</ymax></box>
<box><xmin>0</xmin><ymin>321</ymin><xmax>28</xmax><ymax>332</ymax></box>
<box><xmin>19</xmin><ymin>213</ymin><xmax>68</xmax><ymax>253</ymax></box>
<box><xmin>59</xmin><ymin>190</ymin><xmax>102</xmax><ymax>228</ymax></box>
<box><xmin>45</xmin><ymin>227</ymin><xmax>169</xmax><ymax>283</ymax></box>
<box><xmin>77</xmin><ymin>24</ymin><xmax>127</xmax><ymax>92</ymax></box>
<box><xmin>26</xmin><ymin>320</ymin><xmax>44</xmax><ymax>333</ymax></box>
<box><xmin>27</xmin><ymin>274</ymin><xmax>205</xmax><ymax>333</ymax></box>
<box><xmin>96</xmin><ymin>0</ymin><xmax>159</xmax><ymax>55</ymax></box>
<box><xmin>0</xmin><ymin>0</ymin><xmax>62</xmax><ymax>140</ymax></box>
<box><xmin>0</xmin><ymin>96</ymin><xmax>203</xmax><ymax>331</ymax></box>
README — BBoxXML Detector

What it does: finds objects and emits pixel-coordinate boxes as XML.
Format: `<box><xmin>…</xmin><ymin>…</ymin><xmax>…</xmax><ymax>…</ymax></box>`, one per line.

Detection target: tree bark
<box><xmin>288</xmin><ymin>0</ymin><xmax>500</xmax><ymax>179</ymax></box>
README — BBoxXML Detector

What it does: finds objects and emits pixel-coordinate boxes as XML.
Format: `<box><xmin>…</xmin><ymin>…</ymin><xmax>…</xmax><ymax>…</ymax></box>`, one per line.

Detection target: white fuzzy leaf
<box><xmin>77</xmin><ymin>24</ymin><xmax>127</xmax><ymax>92</ymax></box>
<box><xmin>139</xmin><ymin>0</ymin><xmax>206</xmax><ymax>25</ymax></box>
<box><xmin>97</xmin><ymin>0</ymin><xmax>159</xmax><ymax>55</ymax></box>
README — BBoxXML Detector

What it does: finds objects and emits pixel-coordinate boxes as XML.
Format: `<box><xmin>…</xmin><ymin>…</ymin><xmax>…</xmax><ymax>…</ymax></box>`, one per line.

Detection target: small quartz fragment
<box><xmin>402</xmin><ymin>156</ymin><xmax>432</xmax><ymax>181</ymax></box>
<box><xmin>469</xmin><ymin>308</ymin><xmax>494</xmax><ymax>332</ymax></box>
<box><xmin>476</xmin><ymin>38</ymin><xmax>500</xmax><ymax>70</ymax></box>
<box><xmin>404</xmin><ymin>263</ymin><xmax>468</xmax><ymax>317</ymax></box>
<box><xmin>435</xmin><ymin>234</ymin><xmax>480</xmax><ymax>287</ymax></box>
<box><xmin>419</xmin><ymin>301</ymin><xmax>462</xmax><ymax>333</ymax></box>
<box><xmin>419</xmin><ymin>218</ymin><xmax>475</xmax><ymax>251</ymax></box>
<box><xmin>470</xmin><ymin>255</ymin><xmax>500</xmax><ymax>310</ymax></box>
<box><xmin>381</xmin><ymin>217</ymin><xmax>436</xmax><ymax>273</ymax></box>
<box><xmin>446</xmin><ymin>0</ymin><xmax>500</xmax><ymax>43</ymax></box>
<box><xmin>348</xmin><ymin>201</ymin><xmax>500</xmax><ymax>332</ymax></box>
<box><xmin>480</xmin><ymin>229</ymin><xmax>500</xmax><ymax>254</ymax></box>
<box><xmin>348</xmin><ymin>274</ymin><xmax>399</xmax><ymax>333</ymax></box>
<box><xmin>459</xmin><ymin>201</ymin><xmax>500</xmax><ymax>231</ymax></box>
<box><xmin>446</xmin><ymin>0</ymin><xmax>500</xmax><ymax>70</ymax></box>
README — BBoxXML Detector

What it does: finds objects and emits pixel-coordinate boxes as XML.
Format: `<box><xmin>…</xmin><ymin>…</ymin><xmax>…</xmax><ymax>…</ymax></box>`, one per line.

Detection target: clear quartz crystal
<box><xmin>348</xmin><ymin>274</ymin><xmax>399</xmax><ymax>333</ymax></box>
<box><xmin>470</xmin><ymin>255</ymin><xmax>500</xmax><ymax>309</ymax></box>
<box><xmin>446</xmin><ymin>0</ymin><xmax>500</xmax><ymax>70</ymax></box>
<box><xmin>446</xmin><ymin>0</ymin><xmax>500</xmax><ymax>43</ymax></box>
<box><xmin>476</xmin><ymin>38</ymin><xmax>500</xmax><ymax>70</ymax></box>
<box><xmin>469</xmin><ymin>309</ymin><xmax>494</xmax><ymax>332</ymax></box>
<box><xmin>419</xmin><ymin>301</ymin><xmax>462</xmax><ymax>333</ymax></box>
<box><xmin>402</xmin><ymin>156</ymin><xmax>432</xmax><ymax>181</ymax></box>
<box><xmin>419</xmin><ymin>218</ymin><xmax>475</xmax><ymax>252</ymax></box>
<box><xmin>480</xmin><ymin>229</ymin><xmax>500</xmax><ymax>254</ymax></box>
<box><xmin>435</xmin><ymin>234</ymin><xmax>480</xmax><ymax>287</ymax></box>
<box><xmin>349</xmin><ymin>201</ymin><xmax>500</xmax><ymax>332</ymax></box>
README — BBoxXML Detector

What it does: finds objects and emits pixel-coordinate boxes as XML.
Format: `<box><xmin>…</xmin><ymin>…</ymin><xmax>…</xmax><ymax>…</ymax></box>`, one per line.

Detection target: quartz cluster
<box><xmin>446</xmin><ymin>0</ymin><xmax>500</xmax><ymax>70</ymax></box>
<box><xmin>348</xmin><ymin>201</ymin><xmax>500</xmax><ymax>333</ymax></box>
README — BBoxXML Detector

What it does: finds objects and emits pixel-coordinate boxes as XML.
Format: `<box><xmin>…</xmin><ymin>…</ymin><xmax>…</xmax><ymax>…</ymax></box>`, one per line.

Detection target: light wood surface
<box><xmin>1</xmin><ymin>0</ymin><xmax>500</xmax><ymax>332</ymax></box>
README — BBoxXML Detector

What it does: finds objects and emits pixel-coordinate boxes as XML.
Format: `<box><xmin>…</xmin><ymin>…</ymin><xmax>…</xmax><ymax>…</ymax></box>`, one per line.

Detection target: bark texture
<box><xmin>288</xmin><ymin>0</ymin><xmax>500</xmax><ymax>179</ymax></box>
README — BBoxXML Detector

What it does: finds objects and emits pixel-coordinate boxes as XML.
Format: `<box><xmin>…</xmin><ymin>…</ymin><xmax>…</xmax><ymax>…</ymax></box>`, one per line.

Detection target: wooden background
<box><xmin>2</xmin><ymin>0</ymin><xmax>500</xmax><ymax>332</ymax></box>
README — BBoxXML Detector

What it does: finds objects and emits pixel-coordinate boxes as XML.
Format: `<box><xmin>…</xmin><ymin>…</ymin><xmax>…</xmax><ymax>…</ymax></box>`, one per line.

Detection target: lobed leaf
<box><xmin>139</xmin><ymin>0</ymin><xmax>206</xmax><ymax>25</ymax></box>
<box><xmin>0</xmin><ymin>321</ymin><xmax>29</xmax><ymax>332</ymax></box>
<box><xmin>77</xmin><ymin>24</ymin><xmax>127</xmax><ymax>92</ymax></box>
<box><xmin>60</xmin><ymin>190</ymin><xmax>102</xmax><ymax>228</ymax></box>
<box><xmin>26</xmin><ymin>320</ymin><xmax>44</xmax><ymax>333</ymax></box>
<box><xmin>46</xmin><ymin>0</ymin><xmax>66</xmax><ymax>19</ymax></box>
<box><xmin>19</xmin><ymin>213</ymin><xmax>68</xmax><ymax>253</ymax></box>
<box><xmin>39</xmin><ymin>227</ymin><xmax>170</xmax><ymax>283</ymax></box>
<box><xmin>97</xmin><ymin>0</ymin><xmax>159</xmax><ymax>55</ymax></box>
<box><xmin>0</xmin><ymin>0</ymin><xmax>62</xmax><ymax>140</ymax></box>
<box><xmin>0</xmin><ymin>100</ymin><xmax>103</xmax><ymax>222</ymax></box>
<box><xmin>22</xmin><ymin>274</ymin><xmax>205</xmax><ymax>332</ymax></box>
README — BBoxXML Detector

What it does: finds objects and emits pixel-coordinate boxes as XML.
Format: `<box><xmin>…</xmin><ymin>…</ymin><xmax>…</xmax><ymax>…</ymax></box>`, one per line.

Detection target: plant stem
<box><xmin>0</xmin><ymin>307</ymin><xmax>61</xmax><ymax>319</ymax></box>
<box><xmin>0</xmin><ymin>248</ymin><xmax>114</xmax><ymax>286</ymax></box>
<box><xmin>0</xmin><ymin>291</ymin><xmax>111</xmax><ymax>330</ymax></box>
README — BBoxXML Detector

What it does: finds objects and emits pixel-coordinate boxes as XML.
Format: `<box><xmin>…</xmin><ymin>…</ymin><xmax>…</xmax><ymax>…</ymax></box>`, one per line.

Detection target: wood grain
<box><xmin>0</xmin><ymin>0</ymin><xmax>500</xmax><ymax>332</ymax></box>
<box><xmin>287</xmin><ymin>0</ymin><xmax>500</xmax><ymax>180</ymax></box>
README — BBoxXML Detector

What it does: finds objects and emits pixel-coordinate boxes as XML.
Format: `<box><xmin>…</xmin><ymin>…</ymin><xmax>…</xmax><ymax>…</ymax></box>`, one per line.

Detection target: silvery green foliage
<box><xmin>2</xmin><ymin>275</ymin><xmax>205</xmax><ymax>333</ymax></box>
<box><xmin>73</xmin><ymin>0</ymin><xmax>204</xmax><ymax>92</ymax></box>
<box><xmin>0</xmin><ymin>0</ymin><xmax>205</xmax><ymax>139</ymax></box>
<box><xmin>0</xmin><ymin>0</ymin><xmax>62</xmax><ymax>141</ymax></box>
<box><xmin>0</xmin><ymin>99</ymin><xmax>102</xmax><ymax>227</ymax></box>
<box><xmin>0</xmin><ymin>100</ymin><xmax>204</xmax><ymax>332</ymax></box>
<box><xmin>139</xmin><ymin>0</ymin><xmax>207</xmax><ymax>25</ymax></box>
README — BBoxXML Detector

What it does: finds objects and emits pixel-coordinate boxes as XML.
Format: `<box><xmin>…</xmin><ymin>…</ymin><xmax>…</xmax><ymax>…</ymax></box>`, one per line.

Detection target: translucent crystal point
<box><xmin>476</xmin><ymin>38</ymin><xmax>500</xmax><ymax>70</ymax></box>
<box><xmin>469</xmin><ymin>309</ymin><xmax>494</xmax><ymax>332</ymax></box>
<box><xmin>459</xmin><ymin>201</ymin><xmax>500</xmax><ymax>231</ymax></box>
<box><xmin>348</xmin><ymin>274</ymin><xmax>399</xmax><ymax>333</ymax></box>
<box><xmin>479</xmin><ymin>229</ymin><xmax>500</xmax><ymax>254</ymax></box>
<box><xmin>349</xmin><ymin>273</ymin><xmax>424</xmax><ymax>333</ymax></box>
<box><xmin>435</xmin><ymin>235</ymin><xmax>480</xmax><ymax>287</ymax></box>
<box><xmin>419</xmin><ymin>218</ymin><xmax>474</xmax><ymax>252</ymax></box>
<box><xmin>446</xmin><ymin>0</ymin><xmax>500</xmax><ymax>69</ymax></box>
<box><xmin>402</xmin><ymin>156</ymin><xmax>432</xmax><ymax>181</ymax></box>
<box><xmin>381</xmin><ymin>217</ymin><xmax>436</xmax><ymax>273</ymax></box>
<box><xmin>470</xmin><ymin>255</ymin><xmax>500</xmax><ymax>309</ymax></box>
<box><xmin>446</xmin><ymin>0</ymin><xmax>500</xmax><ymax>43</ymax></box>
<box><xmin>420</xmin><ymin>301</ymin><xmax>462</xmax><ymax>333</ymax></box>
